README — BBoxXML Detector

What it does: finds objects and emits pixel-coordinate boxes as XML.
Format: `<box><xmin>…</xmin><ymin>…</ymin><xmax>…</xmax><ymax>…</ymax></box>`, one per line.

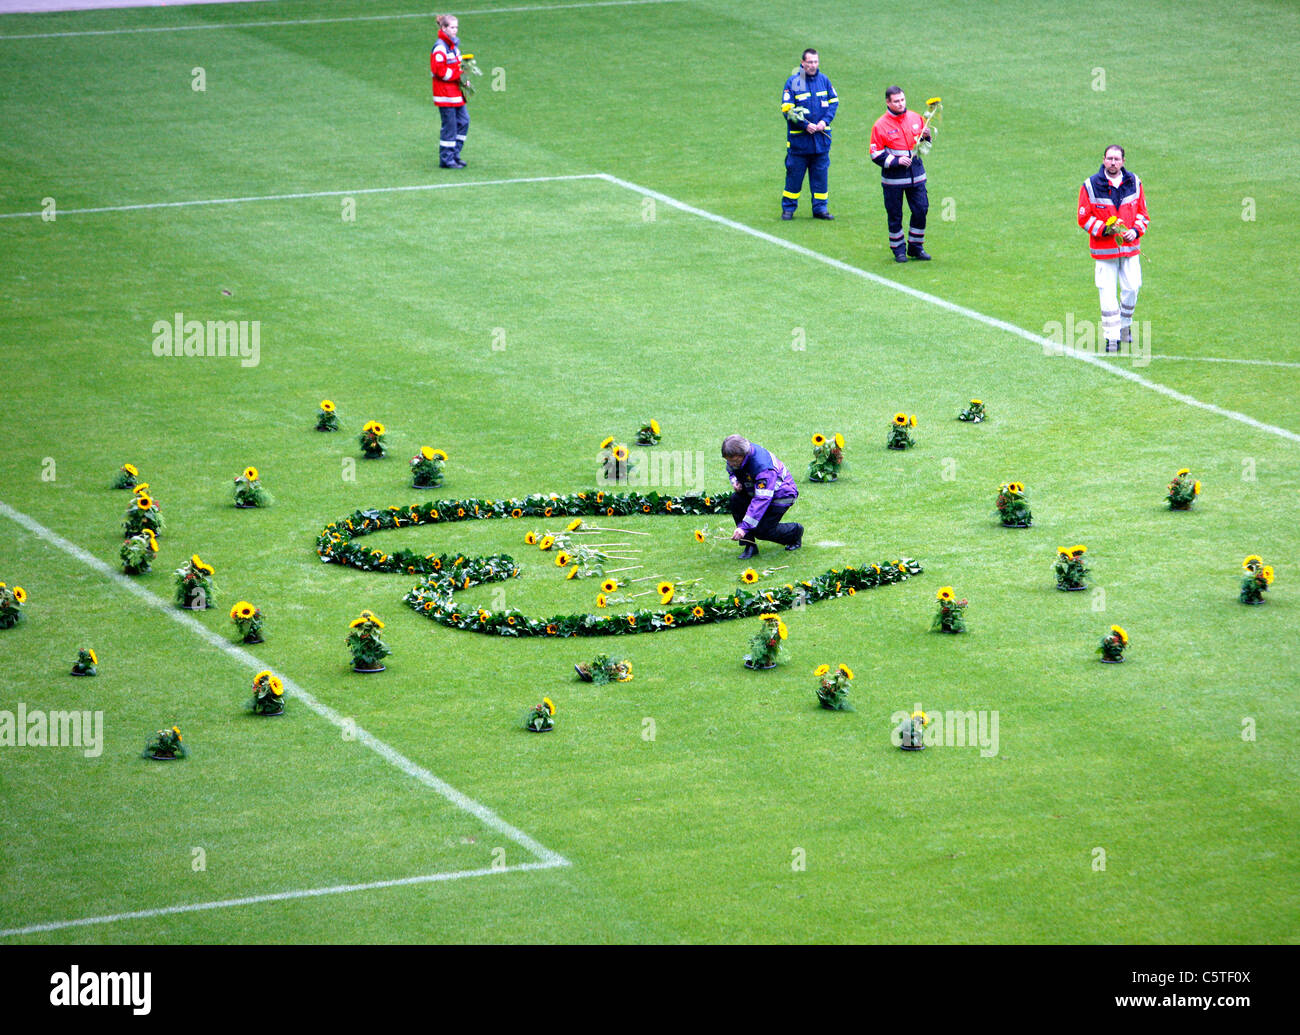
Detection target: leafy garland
<box><xmin>315</xmin><ymin>490</ymin><xmax>923</xmax><ymax>636</ymax></box>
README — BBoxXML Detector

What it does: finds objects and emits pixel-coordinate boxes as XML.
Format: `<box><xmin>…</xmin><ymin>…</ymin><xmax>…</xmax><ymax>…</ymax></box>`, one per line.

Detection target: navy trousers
<box><xmin>439</xmin><ymin>106</ymin><xmax>469</xmax><ymax>165</ymax></box>
<box><xmin>883</xmin><ymin>180</ymin><xmax>928</xmax><ymax>251</ymax></box>
<box><xmin>783</xmin><ymin>150</ymin><xmax>830</xmax><ymax>214</ymax></box>
<box><xmin>730</xmin><ymin>494</ymin><xmax>800</xmax><ymax>547</ymax></box>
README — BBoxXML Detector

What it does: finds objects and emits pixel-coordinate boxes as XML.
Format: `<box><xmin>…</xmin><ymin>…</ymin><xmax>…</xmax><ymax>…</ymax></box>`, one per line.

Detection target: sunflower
<box><xmin>970</xmin><ymin>399</ymin><xmax>982</xmax><ymax>406</ymax></box>
<box><xmin>759</xmin><ymin>612</ymin><xmax>779</xmax><ymax>621</ymax></box>
<box><xmin>837</xmin><ymin>664</ymin><xmax>854</xmax><ymax>680</ymax></box>
<box><xmin>231</xmin><ymin>601</ymin><xmax>255</xmax><ymax>620</ymax></box>
<box><xmin>656</xmin><ymin>581</ymin><xmax>673</xmax><ymax>596</ymax></box>
<box><xmin>242</xmin><ymin>466</ymin><xmax>259</xmax><ymax>482</ymax></box>
<box><xmin>87</xmin><ymin>648</ymin><xmax>98</xmax><ymax>665</ymax></box>
<box><xmin>660</xmin><ymin>589</ymin><xmax>674</xmax><ymax>605</ymax></box>
<box><xmin>478</xmin><ymin>610</ymin><xmax>491</xmax><ymax>623</ymax></box>
<box><xmin>613</xmin><ymin>445</ymin><xmax>629</xmax><ymax>461</ymax></box>
<box><xmin>937</xmin><ymin>587</ymin><xmax>954</xmax><ymax>601</ymax></box>
<box><xmin>172</xmin><ymin>726</ymin><xmax>182</xmax><ymax>740</ymax></box>
<box><xmin>1057</xmin><ymin>547</ymin><xmax>1070</xmax><ymax>557</ymax></box>
<box><xmin>539</xmin><ymin>535</ymin><xmax>555</xmax><ymax>550</ymax></box>
<box><xmin>911</xmin><ymin>710</ymin><xmax>930</xmax><ymax>726</ymax></box>
<box><xmin>133</xmin><ymin>482</ymin><xmax>150</xmax><ymax>496</ymax></box>
<box><xmin>650</xmin><ymin>419</ymin><xmax>661</xmax><ymax>435</ymax></box>
<box><xmin>926</xmin><ymin>96</ymin><xmax>941</xmax><ymax>106</ymax></box>
<box><xmin>13</xmin><ymin>586</ymin><xmax>26</xmax><ymax>604</ymax></box>
<box><xmin>555</xmin><ymin>551</ymin><xmax>571</xmax><ymax>567</ymax></box>
<box><xmin>1176</xmin><ymin>468</ymin><xmax>1190</xmax><ymax>477</ymax></box>
<box><xmin>1242</xmin><ymin>555</ymin><xmax>1263</xmax><ymax>569</ymax></box>
<box><xmin>320</xmin><ymin>400</ymin><xmax>335</xmax><ymax>412</ymax></box>
<box><xmin>814</xmin><ymin>664</ymin><xmax>830</xmax><ymax>677</ymax></box>
<box><xmin>525</xmin><ymin>531</ymin><xmax>538</xmax><ymax>545</ymax></box>
<box><xmin>135</xmin><ymin>495</ymin><xmax>154</xmax><ymax>511</ymax></box>
<box><xmin>741</xmin><ymin>568</ymin><xmax>759</xmax><ymax>584</ymax></box>
<box><xmin>834</xmin><ymin>433</ymin><xmax>845</xmax><ymax>449</ymax></box>
<box><xmin>893</xmin><ymin>413</ymin><xmax>908</xmax><ymax>425</ymax></box>
<box><xmin>510</xmin><ymin>509</ymin><xmax>523</xmax><ymax>519</ymax></box>
<box><xmin>566</xmin><ymin>519</ymin><xmax>583</xmax><ymax>532</ymax></box>
<box><xmin>847</xmin><ymin>587</ymin><xmax>856</xmax><ymax>596</ymax></box>
<box><xmin>456</xmin><ymin>507</ymin><xmax>466</xmax><ymax>518</ymax></box>
<box><xmin>596</xmin><ymin>491</ymin><xmax>604</xmax><ymax>502</ymax></box>
<box><xmin>543</xmin><ymin>697</ymin><xmax>555</xmax><ymax>716</ymax></box>
<box><xmin>777</xmin><ymin>621</ymin><xmax>788</xmax><ymax>640</ymax></box>
<box><xmin>596</xmin><ymin>594</ymin><xmax>608</xmax><ymax>608</ymax></box>
<box><xmin>372</xmin><ymin>422</ymin><xmax>386</xmax><ymax>436</ymax></box>
<box><xmin>662</xmin><ymin>613</ymin><xmax>675</xmax><ymax>625</ymax></box>
<box><xmin>896</xmin><ymin>561</ymin><xmax>907</xmax><ymax>572</ymax></box>
<box><xmin>424</xmin><ymin>601</ymin><xmax>435</xmax><ymax>611</ymax></box>
<box><xmin>420</xmin><ymin>446</ymin><xmax>435</xmax><ymax>461</ymax></box>
<box><xmin>601</xmin><ymin>578</ymin><xmax>618</xmax><ymax>593</ymax></box>
<box><xmin>1193</xmin><ymin>481</ymin><xmax>1201</xmax><ymax>494</ymax></box>
<box><xmin>1110</xmin><ymin>625</ymin><xmax>1129</xmax><ymax>644</ymax></box>
<box><xmin>362</xmin><ymin>421</ymin><xmax>376</xmax><ymax>432</ymax></box>
<box><xmin>349</xmin><ymin>617</ymin><xmax>366</xmax><ymax>628</ymax></box>
<box><xmin>1262</xmin><ymin>565</ymin><xmax>1275</xmax><ymax>584</ymax></box>
<box><xmin>432</xmin><ymin>449</ymin><xmax>447</xmax><ymax>461</ymax></box>
<box><xmin>565</xmin><ymin>567</ymin><xmax>580</xmax><ymax>581</ymax></box>
<box><xmin>544</xmin><ymin>508</ymin><xmax>553</xmax><ymax>517</ymax></box>
<box><xmin>692</xmin><ymin>606</ymin><xmax>705</xmax><ymax>618</ymax></box>
<box><xmin>812</xmin><ymin>433</ymin><xmax>827</xmax><ymax>446</ymax></box>
<box><xmin>642</xmin><ymin>504</ymin><xmax>651</xmax><ymax>513</ymax></box>
<box><xmin>600</xmin><ymin>436</ymin><xmax>614</xmax><ymax>449</ymax></box>
<box><xmin>694</xmin><ymin>530</ymin><xmax>706</xmax><ymax>543</ymax></box>
<box><xmin>269</xmin><ymin>676</ymin><xmax>284</xmax><ymax>696</ymax></box>
<box><xmin>908</xmin><ymin>415</ymin><xmax>917</xmax><ymax>427</ymax></box>
<box><xmin>123</xmin><ymin>463</ymin><xmax>139</xmax><ymax>477</ymax></box>
<box><xmin>1071</xmin><ymin>546</ymin><xmax>1087</xmax><ymax>557</ymax></box>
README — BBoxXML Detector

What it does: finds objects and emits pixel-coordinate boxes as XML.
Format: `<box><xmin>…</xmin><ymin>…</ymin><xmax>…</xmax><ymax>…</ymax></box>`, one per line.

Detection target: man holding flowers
<box><xmin>1078</xmin><ymin>144</ymin><xmax>1149</xmax><ymax>353</ymax></box>
<box><xmin>780</xmin><ymin>49</ymin><xmax>838</xmax><ymax>221</ymax></box>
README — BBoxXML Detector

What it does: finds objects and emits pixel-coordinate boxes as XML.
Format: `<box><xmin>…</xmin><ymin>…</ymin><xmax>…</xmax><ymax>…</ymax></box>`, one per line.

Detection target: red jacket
<box><xmin>431</xmin><ymin>30</ymin><xmax>464</xmax><ymax>107</ymax></box>
<box><xmin>1078</xmin><ymin>167</ymin><xmax>1148</xmax><ymax>259</ymax></box>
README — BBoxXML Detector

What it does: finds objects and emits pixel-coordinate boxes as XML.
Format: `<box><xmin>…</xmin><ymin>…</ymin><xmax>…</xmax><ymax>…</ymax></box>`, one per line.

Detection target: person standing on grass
<box><xmin>780</xmin><ymin>49</ymin><xmax>838</xmax><ymax>221</ymax></box>
<box><xmin>869</xmin><ymin>86</ymin><xmax>932</xmax><ymax>261</ymax></box>
<box><xmin>722</xmin><ymin>435</ymin><xmax>803</xmax><ymax>560</ymax></box>
<box><xmin>431</xmin><ymin>14</ymin><xmax>469</xmax><ymax>168</ymax></box>
<box><xmin>1078</xmin><ymin>144</ymin><xmax>1149</xmax><ymax>353</ymax></box>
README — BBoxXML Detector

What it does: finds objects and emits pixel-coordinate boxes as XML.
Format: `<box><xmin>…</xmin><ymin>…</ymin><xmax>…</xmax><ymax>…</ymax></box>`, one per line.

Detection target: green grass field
<box><xmin>1</xmin><ymin>0</ymin><xmax>1298</xmax><ymax>945</ymax></box>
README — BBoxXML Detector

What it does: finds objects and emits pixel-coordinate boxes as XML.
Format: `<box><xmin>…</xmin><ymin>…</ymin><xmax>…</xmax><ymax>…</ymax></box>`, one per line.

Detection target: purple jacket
<box><xmin>727</xmin><ymin>442</ymin><xmax>798</xmax><ymax>532</ymax></box>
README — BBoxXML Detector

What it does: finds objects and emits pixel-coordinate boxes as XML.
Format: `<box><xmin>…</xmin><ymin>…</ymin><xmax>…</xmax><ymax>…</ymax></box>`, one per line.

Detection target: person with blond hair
<box><xmin>431</xmin><ymin>14</ymin><xmax>469</xmax><ymax>168</ymax></box>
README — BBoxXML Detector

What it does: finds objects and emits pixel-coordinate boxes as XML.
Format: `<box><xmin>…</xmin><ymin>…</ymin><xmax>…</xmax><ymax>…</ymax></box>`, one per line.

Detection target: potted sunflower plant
<box><xmin>743</xmin><ymin>613</ymin><xmax>788</xmax><ymax>670</ymax></box>
<box><xmin>347</xmin><ymin>609</ymin><xmax>390</xmax><ymax>672</ymax></box>
<box><xmin>229</xmin><ymin>600</ymin><xmax>264</xmax><ymax>643</ymax></box>
<box><xmin>248</xmin><ymin>670</ymin><xmax>286</xmax><ymax>716</ymax></box>
<box><xmin>807</xmin><ymin>432</ymin><xmax>845</xmax><ymax>481</ymax></box>
<box><xmin>813</xmin><ymin>663</ymin><xmax>855</xmax><ymax>710</ymax></box>
<box><xmin>174</xmin><ymin>554</ymin><xmax>215</xmax><ymax>610</ymax></box>
<box><xmin>233</xmin><ymin>466</ymin><xmax>273</xmax><ymax>508</ymax></box>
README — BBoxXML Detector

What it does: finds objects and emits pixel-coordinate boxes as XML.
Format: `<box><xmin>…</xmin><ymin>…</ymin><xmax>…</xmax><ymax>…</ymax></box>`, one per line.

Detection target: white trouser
<box><xmin>1095</xmin><ymin>255</ymin><xmax>1142</xmax><ymax>341</ymax></box>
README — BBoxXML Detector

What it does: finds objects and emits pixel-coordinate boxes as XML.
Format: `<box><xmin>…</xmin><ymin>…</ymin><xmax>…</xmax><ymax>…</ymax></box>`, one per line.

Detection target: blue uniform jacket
<box><xmin>727</xmin><ymin>443</ymin><xmax>798</xmax><ymax>532</ymax></box>
<box><xmin>782</xmin><ymin>70</ymin><xmax>838</xmax><ymax>155</ymax></box>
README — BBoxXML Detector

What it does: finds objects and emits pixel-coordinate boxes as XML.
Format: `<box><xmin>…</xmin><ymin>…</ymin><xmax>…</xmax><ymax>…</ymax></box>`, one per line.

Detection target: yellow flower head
<box><xmin>566</xmin><ymin>519</ymin><xmax>583</xmax><ymax>532</ymax></box>
<box><xmin>349</xmin><ymin>617</ymin><xmax>366</xmax><ymax>629</ymax></box>
<box><xmin>242</xmin><ymin>466</ymin><xmax>259</xmax><ymax>482</ymax></box>
<box><xmin>812</xmin><ymin>433</ymin><xmax>827</xmax><ymax>446</ymax></box>
<box><xmin>420</xmin><ymin>446</ymin><xmax>435</xmax><ymax>461</ymax></box>
<box><xmin>694</xmin><ymin>529</ymin><xmax>707</xmax><ymax>543</ymax></box>
<box><xmin>912</xmin><ymin>710</ymin><xmax>930</xmax><ymax>726</ymax></box>
<box><xmin>925</xmin><ymin>96</ymin><xmax>941</xmax><ymax>107</ymax></box>
<box><xmin>814</xmin><ymin>664</ymin><xmax>830</xmax><ymax>677</ymax></box>
<box><xmin>834</xmin><ymin>433</ymin><xmax>845</xmax><ymax>449</ymax></box>
<box><xmin>777</xmin><ymin>621</ymin><xmax>788</xmax><ymax>640</ymax></box>
<box><xmin>1110</xmin><ymin>625</ymin><xmax>1129</xmax><ymax>644</ymax></box>
<box><xmin>1105</xmin><ymin>215</ymin><xmax>1119</xmax><ymax>227</ymax></box>
<box><xmin>135</xmin><ymin>495</ymin><xmax>153</xmax><ymax>510</ymax></box>
<box><xmin>837</xmin><ymin>664</ymin><xmax>854</xmax><ymax>680</ymax></box>
<box><xmin>970</xmin><ymin>399</ymin><xmax>982</xmax><ymax>406</ymax></box>
<box><xmin>87</xmin><ymin>648</ymin><xmax>98</xmax><ymax>665</ymax></box>
<box><xmin>893</xmin><ymin>412</ymin><xmax>908</xmax><ymax>425</ymax></box>
<box><xmin>1242</xmin><ymin>555</ymin><xmax>1263</xmax><ymax>570</ymax></box>
<box><xmin>525</xmin><ymin>531</ymin><xmax>538</xmax><ymax>545</ymax></box>
<box><xmin>363</xmin><ymin>421</ymin><xmax>376</xmax><ymax>432</ymax></box>
<box><xmin>123</xmin><ymin>463</ymin><xmax>139</xmax><ymax>477</ymax></box>
<box><xmin>1176</xmin><ymin>468</ymin><xmax>1190</xmax><ymax>477</ymax></box>
<box><xmin>372</xmin><ymin>422</ymin><xmax>386</xmax><ymax>436</ymax></box>
<box><xmin>660</xmin><ymin>588</ymin><xmax>674</xmax><ymax>605</ymax></box>
<box><xmin>741</xmin><ymin>568</ymin><xmax>759</xmax><ymax>584</ymax></box>
<box><xmin>663</xmin><ymin>613</ymin><xmax>675</xmax><ymax>625</ymax></box>
<box><xmin>596</xmin><ymin>593</ymin><xmax>608</xmax><ymax>608</ymax></box>
<box><xmin>602</xmin><ymin>578</ymin><xmax>618</xmax><ymax>593</ymax></box>
<box><xmin>1193</xmin><ymin>480</ymin><xmax>1201</xmax><ymax>494</ymax></box>
<box><xmin>908</xmin><ymin>415</ymin><xmax>917</xmax><ymax>427</ymax></box>
<box><xmin>1261</xmin><ymin>565</ymin><xmax>1275</xmax><ymax>584</ymax></box>
<box><xmin>543</xmin><ymin>697</ymin><xmax>555</xmax><ymax>716</ymax></box>
<box><xmin>270</xmin><ymin>676</ymin><xmax>284</xmax><ymax>696</ymax></box>
<box><xmin>1057</xmin><ymin>547</ymin><xmax>1070</xmax><ymax>557</ymax></box>
<box><xmin>255</xmin><ymin>670</ymin><xmax>271</xmax><ymax>684</ymax></box>
<box><xmin>759</xmin><ymin>612</ymin><xmax>779</xmax><ymax>621</ymax></box>
<box><xmin>539</xmin><ymin>535</ymin><xmax>555</xmax><ymax>550</ymax></box>
<box><xmin>656</xmin><ymin>581</ymin><xmax>673</xmax><ymax>596</ymax></box>
<box><xmin>320</xmin><ymin>400</ymin><xmax>335</xmax><ymax>412</ymax></box>
<box><xmin>555</xmin><ymin>551</ymin><xmax>571</xmax><ymax>567</ymax></box>
<box><xmin>781</xmin><ymin>102</ymin><xmax>794</xmax><ymax>113</ymax></box>
<box><xmin>432</xmin><ymin>449</ymin><xmax>447</xmax><ymax>461</ymax></box>
<box><xmin>1071</xmin><ymin>546</ymin><xmax>1087</xmax><ymax>557</ymax></box>
<box><xmin>566</xmin><ymin>566</ymin><xmax>580</xmax><ymax>580</ymax></box>
<box><xmin>937</xmin><ymin>587</ymin><xmax>954</xmax><ymax>601</ymax></box>
<box><xmin>600</xmin><ymin>436</ymin><xmax>614</xmax><ymax>449</ymax></box>
<box><xmin>650</xmin><ymin>419</ymin><xmax>660</xmax><ymax>435</ymax></box>
<box><xmin>613</xmin><ymin>445</ymin><xmax>629</xmax><ymax>461</ymax></box>
<box><xmin>146</xmin><ymin>529</ymin><xmax>158</xmax><ymax>550</ymax></box>
<box><xmin>14</xmin><ymin>586</ymin><xmax>27</xmax><ymax>604</ymax></box>
<box><xmin>692</xmin><ymin>606</ymin><xmax>705</xmax><ymax>618</ymax></box>
<box><xmin>133</xmin><ymin>483</ymin><xmax>150</xmax><ymax>496</ymax></box>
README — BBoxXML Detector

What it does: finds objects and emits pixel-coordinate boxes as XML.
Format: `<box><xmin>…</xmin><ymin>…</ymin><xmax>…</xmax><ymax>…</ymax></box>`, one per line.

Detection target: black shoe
<box><xmin>907</xmin><ymin>246</ymin><xmax>931</xmax><ymax>260</ymax></box>
<box><xmin>813</xmin><ymin>210</ymin><xmax>834</xmax><ymax>220</ymax></box>
<box><xmin>785</xmin><ymin>525</ymin><xmax>804</xmax><ymax>551</ymax></box>
<box><xmin>781</xmin><ymin>211</ymin><xmax>794</xmax><ymax>220</ymax></box>
<box><xmin>893</xmin><ymin>248</ymin><xmax>908</xmax><ymax>263</ymax></box>
<box><xmin>1104</xmin><ymin>340</ymin><xmax>1120</xmax><ymax>353</ymax></box>
<box><xmin>739</xmin><ymin>543</ymin><xmax>758</xmax><ymax>560</ymax></box>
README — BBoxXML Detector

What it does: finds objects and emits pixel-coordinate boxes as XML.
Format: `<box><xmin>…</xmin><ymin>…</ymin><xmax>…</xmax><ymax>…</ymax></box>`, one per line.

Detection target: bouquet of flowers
<box><xmin>931</xmin><ymin>586</ymin><xmax>967</xmax><ymax>633</ymax></box>
<box><xmin>0</xmin><ymin>581</ymin><xmax>27</xmax><ymax>629</ymax></box>
<box><xmin>459</xmin><ymin>52</ymin><xmax>483</xmax><ymax>96</ymax></box>
<box><xmin>637</xmin><ymin>419</ymin><xmax>662</xmax><ymax>446</ymax></box>
<box><xmin>1104</xmin><ymin>214</ymin><xmax>1130</xmax><ymax>239</ymax></box>
<box><xmin>1166</xmin><ymin>468</ymin><xmax>1201</xmax><ymax>510</ymax></box>
<box><xmin>813</xmin><ymin>663</ymin><xmax>854</xmax><ymax>710</ymax></box>
<box><xmin>143</xmin><ymin>724</ymin><xmax>186</xmax><ymax>760</ymax></box>
<box><xmin>1097</xmin><ymin>625</ymin><xmax>1129</xmax><ymax>662</ymax></box>
<box><xmin>525</xmin><ymin>697</ymin><xmax>555</xmax><ymax>733</ymax></box>
<box><xmin>1240</xmin><ymin>555</ymin><xmax>1273</xmax><ymax>605</ymax></box>
<box><xmin>249</xmin><ymin>670</ymin><xmax>286</xmax><ymax>715</ymax></box>
<box><xmin>743</xmin><ymin>612</ymin><xmax>788</xmax><ymax>669</ymax></box>
<box><xmin>229</xmin><ymin>600</ymin><xmax>264</xmax><ymax>643</ymax></box>
<box><xmin>120</xmin><ymin>529</ymin><xmax>159</xmax><ymax>574</ymax></box>
<box><xmin>347</xmin><ymin>609</ymin><xmax>390</xmax><ymax>671</ymax></box>
<box><xmin>123</xmin><ymin>489</ymin><xmax>164</xmax><ymax>536</ymax></box>
<box><xmin>233</xmin><ymin>466</ymin><xmax>273</xmax><ymax>508</ymax></box>
<box><xmin>71</xmin><ymin>648</ymin><xmax>98</xmax><ymax>676</ymax></box>
<box><xmin>807</xmin><ymin>432</ymin><xmax>845</xmax><ymax>482</ymax></box>
<box><xmin>410</xmin><ymin>447</ymin><xmax>447</xmax><ymax>489</ymax></box>
<box><xmin>111</xmin><ymin>462</ymin><xmax>140</xmax><ymax>489</ymax></box>
<box><xmin>175</xmin><ymin>554</ymin><xmax>215</xmax><ymax>610</ymax></box>
<box><xmin>315</xmin><ymin>399</ymin><xmax>339</xmax><ymax>431</ymax></box>
<box><xmin>957</xmin><ymin>399</ymin><xmax>986</xmax><ymax>423</ymax></box>
<box><xmin>359</xmin><ymin>421</ymin><xmax>387</xmax><ymax>459</ymax></box>
<box><xmin>1054</xmin><ymin>545</ymin><xmax>1089</xmax><ymax>591</ymax></box>
<box><xmin>995</xmin><ymin>481</ymin><xmax>1032</xmax><ymax>527</ymax></box>
<box><xmin>886</xmin><ymin>412</ymin><xmax>917</xmax><ymax>450</ymax></box>
<box><xmin>895</xmin><ymin>709</ymin><xmax>930</xmax><ymax>750</ymax></box>
<box><xmin>574</xmin><ymin>653</ymin><xmax>633</xmax><ymax>684</ymax></box>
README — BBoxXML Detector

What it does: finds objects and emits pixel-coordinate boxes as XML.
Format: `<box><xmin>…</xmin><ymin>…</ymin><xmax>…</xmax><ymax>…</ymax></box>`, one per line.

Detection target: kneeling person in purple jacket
<box><xmin>721</xmin><ymin>434</ymin><xmax>804</xmax><ymax>561</ymax></box>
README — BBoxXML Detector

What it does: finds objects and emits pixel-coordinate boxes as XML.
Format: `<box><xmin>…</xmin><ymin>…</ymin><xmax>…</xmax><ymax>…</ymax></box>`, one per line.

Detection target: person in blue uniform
<box><xmin>722</xmin><ymin>435</ymin><xmax>803</xmax><ymax>560</ymax></box>
<box><xmin>780</xmin><ymin>49</ymin><xmax>838</xmax><ymax>221</ymax></box>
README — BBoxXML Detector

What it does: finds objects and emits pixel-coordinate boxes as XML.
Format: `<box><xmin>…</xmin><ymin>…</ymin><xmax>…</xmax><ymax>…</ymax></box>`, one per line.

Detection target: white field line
<box><xmin>593</xmin><ymin>174</ymin><xmax>1300</xmax><ymax>446</ymax></box>
<box><xmin>0</xmin><ymin>0</ymin><xmax>686</xmax><ymax>40</ymax></box>
<box><xmin>0</xmin><ymin>173</ymin><xmax>605</xmax><ymax>219</ymax></box>
<box><xmin>0</xmin><ymin>500</ymin><xmax>571</xmax><ymax>876</ymax></box>
<box><xmin>1148</xmin><ymin>354</ymin><xmax>1300</xmax><ymax>369</ymax></box>
<box><xmin>0</xmin><ymin>860</ymin><xmax>566</xmax><ymax>938</ymax></box>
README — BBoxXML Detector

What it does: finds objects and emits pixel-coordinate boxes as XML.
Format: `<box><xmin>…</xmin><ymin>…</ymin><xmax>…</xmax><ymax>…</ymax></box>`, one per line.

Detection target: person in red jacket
<box><xmin>1078</xmin><ymin>145</ymin><xmax>1149</xmax><ymax>352</ymax></box>
<box><xmin>431</xmin><ymin>14</ymin><xmax>469</xmax><ymax>168</ymax></box>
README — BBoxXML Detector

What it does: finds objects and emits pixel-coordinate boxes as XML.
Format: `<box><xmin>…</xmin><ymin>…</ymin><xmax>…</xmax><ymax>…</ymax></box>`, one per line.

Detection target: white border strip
<box><xmin>0</xmin><ymin>174</ymin><xmax>604</xmax><ymax>219</ymax></box>
<box><xmin>0</xmin><ymin>500</ymin><xmax>571</xmax><ymax>873</ymax></box>
<box><xmin>0</xmin><ymin>0</ymin><xmax>686</xmax><ymax>40</ymax></box>
<box><xmin>1148</xmin><ymin>354</ymin><xmax>1300</xmax><ymax>370</ymax></box>
<box><xmin>0</xmin><ymin>860</ymin><xmax>566</xmax><ymax>938</ymax></box>
<box><xmin>592</xmin><ymin>173</ymin><xmax>1300</xmax><ymax>446</ymax></box>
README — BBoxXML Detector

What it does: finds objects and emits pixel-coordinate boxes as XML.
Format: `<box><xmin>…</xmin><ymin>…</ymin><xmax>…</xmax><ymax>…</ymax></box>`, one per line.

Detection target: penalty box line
<box><xmin>0</xmin><ymin>860</ymin><xmax>566</xmax><ymax>939</ymax></box>
<box><xmin>0</xmin><ymin>500</ymin><xmax>569</xmax><ymax>935</ymax></box>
